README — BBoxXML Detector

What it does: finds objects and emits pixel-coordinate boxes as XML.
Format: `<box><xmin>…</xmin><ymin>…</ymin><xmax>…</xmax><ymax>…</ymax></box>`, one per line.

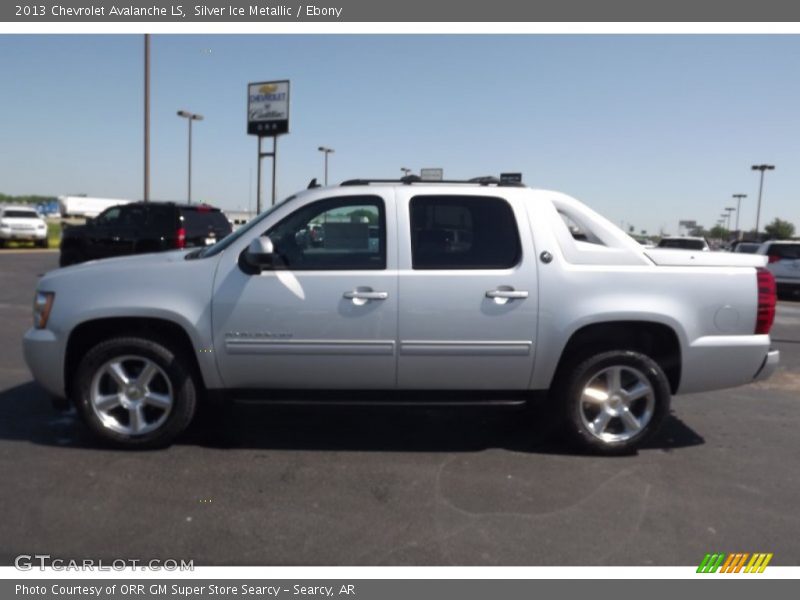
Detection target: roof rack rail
<box><xmin>340</xmin><ymin>176</ymin><xmax>525</xmax><ymax>187</ymax></box>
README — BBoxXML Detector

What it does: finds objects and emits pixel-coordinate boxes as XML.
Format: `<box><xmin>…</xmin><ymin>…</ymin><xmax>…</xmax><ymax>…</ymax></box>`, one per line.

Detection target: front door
<box><xmin>212</xmin><ymin>193</ymin><xmax>398</xmax><ymax>390</ymax></box>
<box><xmin>396</xmin><ymin>192</ymin><xmax>538</xmax><ymax>390</ymax></box>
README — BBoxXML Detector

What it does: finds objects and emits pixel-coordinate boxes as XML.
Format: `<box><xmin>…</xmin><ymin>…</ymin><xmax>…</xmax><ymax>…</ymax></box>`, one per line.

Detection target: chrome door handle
<box><xmin>486</xmin><ymin>289</ymin><xmax>528</xmax><ymax>299</ymax></box>
<box><xmin>343</xmin><ymin>291</ymin><xmax>388</xmax><ymax>300</ymax></box>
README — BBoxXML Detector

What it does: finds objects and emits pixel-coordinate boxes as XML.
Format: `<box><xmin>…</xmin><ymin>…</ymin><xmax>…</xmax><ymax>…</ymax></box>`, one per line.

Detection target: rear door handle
<box><xmin>343</xmin><ymin>290</ymin><xmax>388</xmax><ymax>301</ymax></box>
<box><xmin>486</xmin><ymin>289</ymin><xmax>528</xmax><ymax>299</ymax></box>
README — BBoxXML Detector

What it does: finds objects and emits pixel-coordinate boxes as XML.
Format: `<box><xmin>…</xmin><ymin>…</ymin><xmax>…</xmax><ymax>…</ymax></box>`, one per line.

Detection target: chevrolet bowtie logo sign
<box><xmin>697</xmin><ymin>552</ymin><xmax>773</xmax><ymax>573</ymax></box>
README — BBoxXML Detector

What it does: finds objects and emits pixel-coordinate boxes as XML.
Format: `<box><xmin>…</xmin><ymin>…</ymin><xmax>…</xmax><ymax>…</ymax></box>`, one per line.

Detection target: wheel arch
<box><xmin>553</xmin><ymin>320</ymin><xmax>682</xmax><ymax>394</ymax></box>
<box><xmin>64</xmin><ymin>317</ymin><xmax>207</xmax><ymax>401</ymax></box>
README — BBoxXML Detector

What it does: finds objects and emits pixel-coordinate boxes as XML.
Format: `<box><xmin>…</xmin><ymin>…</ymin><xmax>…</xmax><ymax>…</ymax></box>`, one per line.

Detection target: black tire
<box><xmin>72</xmin><ymin>336</ymin><xmax>197</xmax><ymax>449</ymax></box>
<box><xmin>59</xmin><ymin>247</ymin><xmax>84</xmax><ymax>267</ymax></box>
<box><xmin>37</xmin><ymin>238</ymin><xmax>49</xmax><ymax>249</ymax></box>
<box><xmin>556</xmin><ymin>350</ymin><xmax>671</xmax><ymax>455</ymax></box>
<box><xmin>0</xmin><ymin>239</ymin><xmax>5</xmax><ymax>249</ymax></box>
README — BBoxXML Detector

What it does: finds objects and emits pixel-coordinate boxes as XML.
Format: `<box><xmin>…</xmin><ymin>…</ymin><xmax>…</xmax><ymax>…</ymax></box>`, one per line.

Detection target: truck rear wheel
<box><xmin>72</xmin><ymin>336</ymin><xmax>197</xmax><ymax>448</ymax></box>
<box><xmin>558</xmin><ymin>350</ymin><xmax>670</xmax><ymax>455</ymax></box>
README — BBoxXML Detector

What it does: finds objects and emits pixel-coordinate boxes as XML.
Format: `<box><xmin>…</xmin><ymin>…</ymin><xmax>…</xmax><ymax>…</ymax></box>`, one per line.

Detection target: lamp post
<box><xmin>317</xmin><ymin>146</ymin><xmax>334</xmax><ymax>186</ymax></box>
<box><xmin>732</xmin><ymin>194</ymin><xmax>747</xmax><ymax>236</ymax></box>
<box><xmin>751</xmin><ymin>164</ymin><xmax>775</xmax><ymax>235</ymax></box>
<box><xmin>177</xmin><ymin>110</ymin><xmax>204</xmax><ymax>204</ymax></box>
<box><xmin>144</xmin><ymin>34</ymin><xmax>150</xmax><ymax>202</ymax></box>
<box><xmin>724</xmin><ymin>207</ymin><xmax>735</xmax><ymax>231</ymax></box>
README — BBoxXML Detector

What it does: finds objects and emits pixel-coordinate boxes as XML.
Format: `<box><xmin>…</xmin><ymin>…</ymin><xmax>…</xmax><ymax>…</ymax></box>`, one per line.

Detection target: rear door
<box><xmin>396</xmin><ymin>191</ymin><xmax>539</xmax><ymax>390</ymax></box>
<box><xmin>111</xmin><ymin>204</ymin><xmax>148</xmax><ymax>256</ymax></box>
<box><xmin>86</xmin><ymin>206</ymin><xmax>124</xmax><ymax>259</ymax></box>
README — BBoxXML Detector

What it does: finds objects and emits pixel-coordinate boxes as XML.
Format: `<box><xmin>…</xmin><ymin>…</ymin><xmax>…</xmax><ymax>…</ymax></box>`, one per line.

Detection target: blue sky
<box><xmin>0</xmin><ymin>34</ymin><xmax>798</xmax><ymax>234</ymax></box>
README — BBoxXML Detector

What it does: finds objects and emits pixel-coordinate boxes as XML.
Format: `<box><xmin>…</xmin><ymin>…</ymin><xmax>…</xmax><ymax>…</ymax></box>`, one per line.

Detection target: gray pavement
<box><xmin>0</xmin><ymin>251</ymin><xmax>798</xmax><ymax>566</ymax></box>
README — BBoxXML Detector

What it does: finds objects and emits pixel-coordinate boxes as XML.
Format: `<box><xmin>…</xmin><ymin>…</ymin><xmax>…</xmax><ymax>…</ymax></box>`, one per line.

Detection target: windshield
<box><xmin>4</xmin><ymin>210</ymin><xmax>39</xmax><ymax>219</ymax></box>
<box><xmin>192</xmin><ymin>195</ymin><xmax>297</xmax><ymax>259</ymax></box>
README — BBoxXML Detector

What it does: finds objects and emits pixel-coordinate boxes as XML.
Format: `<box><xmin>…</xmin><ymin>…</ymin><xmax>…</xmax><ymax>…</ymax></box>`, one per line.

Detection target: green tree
<box><xmin>689</xmin><ymin>225</ymin><xmax>708</xmax><ymax>237</ymax></box>
<box><xmin>708</xmin><ymin>225</ymin><xmax>729</xmax><ymax>240</ymax></box>
<box><xmin>764</xmin><ymin>218</ymin><xmax>795</xmax><ymax>240</ymax></box>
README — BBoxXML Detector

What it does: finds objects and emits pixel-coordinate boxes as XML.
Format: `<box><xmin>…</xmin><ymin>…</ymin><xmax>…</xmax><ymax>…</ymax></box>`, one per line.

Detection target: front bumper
<box><xmin>22</xmin><ymin>327</ymin><xmax>66</xmax><ymax>399</ymax></box>
<box><xmin>0</xmin><ymin>230</ymin><xmax>47</xmax><ymax>241</ymax></box>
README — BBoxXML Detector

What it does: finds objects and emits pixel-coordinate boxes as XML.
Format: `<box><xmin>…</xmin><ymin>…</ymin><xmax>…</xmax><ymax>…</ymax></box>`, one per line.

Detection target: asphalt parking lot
<box><xmin>0</xmin><ymin>251</ymin><xmax>798</xmax><ymax>566</ymax></box>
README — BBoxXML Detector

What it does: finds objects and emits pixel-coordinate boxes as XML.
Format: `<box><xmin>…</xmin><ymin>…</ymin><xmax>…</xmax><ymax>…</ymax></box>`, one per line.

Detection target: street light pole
<box><xmin>400</xmin><ymin>167</ymin><xmax>412</xmax><ymax>178</ymax></box>
<box><xmin>732</xmin><ymin>194</ymin><xmax>747</xmax><ymax>235</ymax></box>
<box><xmin>318</xmin><ymin>146</ymin><xmax>334</xmax><ymax>185</ymax></box>
<box><xmin>177</xmin><ymin>110</ymin><xmax>204</xmax><ymax>204</ymax></box>
<box><xmin>724</xmin><ymin>207</ymin><xmax>735</xmax><ymax>231</ymax></box>
<box><xmin>751</xmin><ymin>164</ymin><xmax>775</xmax><ymax>235</ymax></box>
<box><xmin>144</xmin><ymin>34</ymin><xmax>150</xmax><ymax>202</ymax></box>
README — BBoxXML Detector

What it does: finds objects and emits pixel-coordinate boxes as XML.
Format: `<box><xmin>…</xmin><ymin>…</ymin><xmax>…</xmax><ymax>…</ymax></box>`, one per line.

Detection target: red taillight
<box><xmin>767</xmin><ymin>254</ymin><xmax>781</xmax><ymax>264</ymax></box>
<box><xmin>176</xmin><ymin>227</ymin><xmax>186</xmax><ymax>249</ymax></box>
<box><xmin>755</xmin><ymin>267</ymin><xmax>776</xmax><ymax>335</ymax></box>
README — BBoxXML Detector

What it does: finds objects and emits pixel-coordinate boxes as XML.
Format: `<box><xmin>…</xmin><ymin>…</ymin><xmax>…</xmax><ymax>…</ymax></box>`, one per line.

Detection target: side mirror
<box><xmin>244</xmin><ymin>236</ymin><xmax>275</xmax><ymax>271</ymax></box>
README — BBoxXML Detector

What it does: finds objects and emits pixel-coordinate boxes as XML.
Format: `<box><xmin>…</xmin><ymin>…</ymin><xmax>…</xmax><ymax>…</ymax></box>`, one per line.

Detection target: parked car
<box><xmin>0</xmin><ymin>205</ymin><xmax>48</xmax><ymax>248</ymax></box>
<box><xmin>24</xmin><ymin>179</ymin><xmax>778</xmax><ymax>454</ymax></box>
<box><xmin>59</xmin><ymin>202</ymin><xmax>232</xmax><ymax>266</ymax></box>
<box><xmin>756</xmin><ymin>240</ymin><xmax>800</xmax><ymax>297</ymax></box>
<box><xmin>656</xmin><ymin>236</ymin><xmax>710</xmax><ymax>251</ymax></box>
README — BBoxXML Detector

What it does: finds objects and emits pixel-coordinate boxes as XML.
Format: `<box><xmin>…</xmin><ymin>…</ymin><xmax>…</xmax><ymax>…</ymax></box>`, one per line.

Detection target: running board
<box><xmin>216</xmin><ymin>389</ymin><xmax>537</xmax><ymax>407</ymax></box>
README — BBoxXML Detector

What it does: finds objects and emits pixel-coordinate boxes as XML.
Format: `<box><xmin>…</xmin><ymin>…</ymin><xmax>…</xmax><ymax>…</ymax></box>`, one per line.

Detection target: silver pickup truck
<box><xmin>23</xmin><ymin>178</ymin><xmax>780</xmax><ymax>454</ymax></box>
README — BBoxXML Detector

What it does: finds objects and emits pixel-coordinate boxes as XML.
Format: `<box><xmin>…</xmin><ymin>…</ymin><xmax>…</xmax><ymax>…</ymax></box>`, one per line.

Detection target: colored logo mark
<box><xmin>697</xmin><ymin>552</ymin><xmax>773</xmax><ymax>573</ymax></box>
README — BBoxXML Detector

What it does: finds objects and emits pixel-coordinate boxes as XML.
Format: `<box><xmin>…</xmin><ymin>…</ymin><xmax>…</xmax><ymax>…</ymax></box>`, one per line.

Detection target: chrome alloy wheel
<box><xmin>578</xmin><ymin>365</ymin><xmax>656</xmax><ymax>443</ymax></box>
<box><xmin>90</xmin><ymin>355</ymin><xmax>174</xmax><ymax>436</ymax></box>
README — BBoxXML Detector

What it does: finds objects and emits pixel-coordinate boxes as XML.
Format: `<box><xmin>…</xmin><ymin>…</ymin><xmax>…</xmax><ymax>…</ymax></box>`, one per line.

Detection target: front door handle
<box><xmin>343</xmin><ymin>290</ymin><xmax>388</xmax><ymax>304</ymax></box>
<box><xmin>486</xmin><ymin>289</ymin><xmax>528</xmax><ymax>300</ymax></box>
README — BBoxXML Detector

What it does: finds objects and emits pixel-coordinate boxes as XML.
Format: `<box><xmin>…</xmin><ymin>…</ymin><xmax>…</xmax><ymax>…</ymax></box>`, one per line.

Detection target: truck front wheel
<box><xmin>72</xmin><ymin>336</ymin><xmax>198</xmax><ymax>448</ymax></box>
<box><xmin>558</xmin><ymin>350</ymin><xmax>671</xmax><ymax>455</ymax></box>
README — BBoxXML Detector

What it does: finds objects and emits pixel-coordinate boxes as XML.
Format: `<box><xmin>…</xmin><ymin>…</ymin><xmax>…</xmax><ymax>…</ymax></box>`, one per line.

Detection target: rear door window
<box><xmin>409</xmin><ymin>195</ymin><xmax>521</xmax><ymax>269</ymax></box>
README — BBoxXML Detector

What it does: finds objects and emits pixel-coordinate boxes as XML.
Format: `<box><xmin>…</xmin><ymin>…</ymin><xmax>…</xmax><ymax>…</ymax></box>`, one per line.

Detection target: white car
<box><xmin>0</xmin><ymin>205</ymin><xmax>48</xmax><ymax>248</ymax></box>
<box><xmin>757</xmin><ymin>240</ymin><xmax>800</xmax><ymax>297</ymax></box>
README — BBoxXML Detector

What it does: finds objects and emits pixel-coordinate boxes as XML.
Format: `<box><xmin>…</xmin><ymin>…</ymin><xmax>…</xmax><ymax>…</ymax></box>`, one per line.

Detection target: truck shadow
<box><xmin>0</xmin><ymin>381</ymin><xmax>704</xmax><ymax>455</ymax></box>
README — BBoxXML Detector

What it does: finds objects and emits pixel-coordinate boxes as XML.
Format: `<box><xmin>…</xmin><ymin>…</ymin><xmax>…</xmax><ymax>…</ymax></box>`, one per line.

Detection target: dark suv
<box><xmin>60</xmin><ymin>202</ymin><xmax>232</xmax><ymax>267</ymax></box>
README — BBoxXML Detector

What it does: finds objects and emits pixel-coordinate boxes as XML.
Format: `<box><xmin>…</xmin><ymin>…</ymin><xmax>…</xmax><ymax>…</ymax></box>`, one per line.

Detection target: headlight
<box><xmin>33</xmin><ymin>292</ymin><xmax>55</xmax><ymax>329</ymax></box>
<box><xmin>37</xmin><ymin>223</ymin><xmax>46</xmax><ymax>229</ymax></box>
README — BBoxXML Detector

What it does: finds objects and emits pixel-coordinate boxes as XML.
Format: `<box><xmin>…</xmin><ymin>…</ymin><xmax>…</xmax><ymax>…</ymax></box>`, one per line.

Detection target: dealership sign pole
<box><xmin>248</xmin><ymin>80</ymin><xmax>290</xmax><ymax>212</ymax></box>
